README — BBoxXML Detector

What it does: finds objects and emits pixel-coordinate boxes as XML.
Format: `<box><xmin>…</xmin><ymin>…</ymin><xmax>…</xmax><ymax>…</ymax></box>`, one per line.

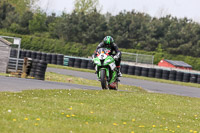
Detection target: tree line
<box><xmin>1</xmin><ymin>0</ymin><xmax>200</xmax><ymax>58</ymax></box>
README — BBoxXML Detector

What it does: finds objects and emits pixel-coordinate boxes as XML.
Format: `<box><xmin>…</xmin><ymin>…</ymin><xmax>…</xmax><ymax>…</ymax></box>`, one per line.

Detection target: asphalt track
<box><xmin>47</xmin><ymin>67</ymin><xmax>200</xmax><ymax>98</ymax></box>
<box><xmin>0</xmin><ymin>67</ymin><xmax>200</xmax><ymax>98</ymax></box>
<box><xmin>0</xmin><ymin>75</ymin><xmax>101</xmax><ymax>92</ymax></box>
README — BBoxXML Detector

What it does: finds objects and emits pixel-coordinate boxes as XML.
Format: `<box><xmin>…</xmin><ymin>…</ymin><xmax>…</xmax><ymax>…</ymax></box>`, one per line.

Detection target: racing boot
<box><xmin>117</xmin><ymin>67</ymin><xmax>122</xmax><ymax>77</ymax></box>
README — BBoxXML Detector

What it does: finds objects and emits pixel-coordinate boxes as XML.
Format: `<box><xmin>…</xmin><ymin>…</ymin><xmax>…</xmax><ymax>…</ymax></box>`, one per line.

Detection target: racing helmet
<box><xmin>103</xmin><ymin>36</ymin><xmax>114</xmax><ymax>46</ymax></box>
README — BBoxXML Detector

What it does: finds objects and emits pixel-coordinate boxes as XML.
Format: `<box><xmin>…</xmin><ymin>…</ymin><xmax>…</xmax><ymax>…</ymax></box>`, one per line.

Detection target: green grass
<box><xmin>45</xmin><ymin>72</ymin><xmax>143</xmax><ymax>92</ymax></box>
<box><xmin>0</xmin><ymin>73</ymin><xmax>10</xmax><ymax>76</ymax></box>
<box><xmin>1</xmin><ymin>66</ymin><xmax>200</xmax><ymax>132</ymax></box>
<box><xmin>0</xmin><ymin>89</ymin><xmax>200</xmax><ymax>133</ymax></box>
<box><xmin>48</xmin><ymin>64</ymin><xmax>200</xmax><ymax>88</ymax></box>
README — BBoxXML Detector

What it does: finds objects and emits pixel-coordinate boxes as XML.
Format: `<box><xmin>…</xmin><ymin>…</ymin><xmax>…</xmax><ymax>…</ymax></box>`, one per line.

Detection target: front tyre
<box><xmin>101</xmin><ymin>69</ymin><xmax>108</xmax><ymax>89</ymax></box>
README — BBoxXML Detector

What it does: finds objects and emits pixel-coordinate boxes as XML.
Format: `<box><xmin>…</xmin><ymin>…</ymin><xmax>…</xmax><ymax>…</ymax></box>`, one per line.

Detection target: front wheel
<box><xmin>100</xmin><ymin>69</ymin><xmax>108</xmax><ymax>89</ymax></box>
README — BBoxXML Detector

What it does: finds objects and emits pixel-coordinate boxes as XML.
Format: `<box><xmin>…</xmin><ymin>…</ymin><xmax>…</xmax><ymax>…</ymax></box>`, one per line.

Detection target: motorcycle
<box><xmin>92</xmin><ymin>48</ymin><xmax>119</xmax><ymax>90</ymax></box>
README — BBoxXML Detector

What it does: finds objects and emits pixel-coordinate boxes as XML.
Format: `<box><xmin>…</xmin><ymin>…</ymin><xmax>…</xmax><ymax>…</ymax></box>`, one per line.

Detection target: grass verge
<box><xmin>0</xmin><ymin>73</ymin><xmax>10</xmax><ymax>76</ymax></box>
<box><xmin>0</xmin><ymin>89</ymin><xmax>200</xmax><ymax>133</ymax></box>
<box><xmin>0</xmin><ymin>66</ymin><xmax>200</xmax><ymax>132</ymax></box>
<box><xmin>48</xmin><ymin>64</ymin><xmax>200</xmax><ymax>88</ymax></box>
<box><xmin>45</xmin><ymin>72</ymin><xmax>144</xmax><ymax>92</ymax></box>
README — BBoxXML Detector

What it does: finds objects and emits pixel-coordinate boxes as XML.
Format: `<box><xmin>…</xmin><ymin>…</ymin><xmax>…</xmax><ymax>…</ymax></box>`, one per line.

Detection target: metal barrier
<box><xmin>122</xmin><ymin>52</ymin><xmax>154</xmax><ymax>65</ymax></box>
<box><xmin>0</xmin><ymin>35</ymin><xmax>21</xmax><ymax>71</ymax></box>
<box><xmin>7</xmin><ymin>58</ymin><xmax>24</xmax><ymax>71</ymax></box>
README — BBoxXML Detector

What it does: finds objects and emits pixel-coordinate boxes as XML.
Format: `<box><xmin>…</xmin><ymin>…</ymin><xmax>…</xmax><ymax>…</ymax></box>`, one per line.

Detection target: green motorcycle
<box><xmin>93</xmin><ymin>48</ymin><xmax>119</xmax><ymax>90</ymax></box>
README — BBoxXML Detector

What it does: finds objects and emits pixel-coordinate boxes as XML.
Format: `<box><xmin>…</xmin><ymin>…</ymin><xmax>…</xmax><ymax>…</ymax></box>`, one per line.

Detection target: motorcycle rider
<box><xmin>92</xmin><ymin>36</ymin><xmax>122</xmax><ymax>77</ymax></box>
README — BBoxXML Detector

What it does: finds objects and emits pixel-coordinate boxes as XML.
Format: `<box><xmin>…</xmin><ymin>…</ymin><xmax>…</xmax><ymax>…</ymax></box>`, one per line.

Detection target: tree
<box><xmin>3</xmin><ymin>0</ymin><xmax>38</xmax><ymax>14</ymax></box>
<box><xmin>0</xmin><ymin>1</ymin><xmax>19</xmax><ymax>28</ymax></box>
<box><xmin>74</xmin><ymin>0</ymin><xmax>101</xmax><ymax>14</ymax></box>
<box><xmin>29</xmin><ymin>11</ymin><xmax>47</xmax><ymax>33</ymax></box>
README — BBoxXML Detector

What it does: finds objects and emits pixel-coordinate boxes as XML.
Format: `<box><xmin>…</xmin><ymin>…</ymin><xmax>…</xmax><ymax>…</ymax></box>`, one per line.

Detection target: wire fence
<box><xmin>121</xmin><ymin>52</ymin><xmax>154</xmax><ymax>65</ymax></box>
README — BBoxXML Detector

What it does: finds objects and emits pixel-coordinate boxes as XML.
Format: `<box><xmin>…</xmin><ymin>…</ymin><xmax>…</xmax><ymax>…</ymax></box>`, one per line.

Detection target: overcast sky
<box><xmin>38</xmin><ymin>0</ymin><xmax>200</xmax><ymax>22</ymax></box>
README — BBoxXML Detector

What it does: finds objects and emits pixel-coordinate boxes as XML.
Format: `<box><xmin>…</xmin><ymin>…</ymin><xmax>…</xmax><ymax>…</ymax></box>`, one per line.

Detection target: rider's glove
<box><xmin>113</xmin><ymin>55</ymin><xmax>119</xmax><ymax>60</ymax></box>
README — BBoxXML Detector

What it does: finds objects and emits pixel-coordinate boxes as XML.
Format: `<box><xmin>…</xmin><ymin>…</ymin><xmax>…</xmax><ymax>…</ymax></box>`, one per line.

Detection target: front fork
<box><xmin>96</xmin><ymin>66</ymin><xmax>117</xmax><ymax>84</ymax></box>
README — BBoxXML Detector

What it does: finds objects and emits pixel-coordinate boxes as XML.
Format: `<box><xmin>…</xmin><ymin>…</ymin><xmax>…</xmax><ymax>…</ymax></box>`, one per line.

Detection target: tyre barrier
<box><xmin>46</xmin><ymin>53</ymin><xmax>52</xmax><ymax>64</ymax></box>
<box><xmin>81</xmin><ymin>59</ymin><xmax>88</xmax><ymax>69</ymax></box>
<box><xmin>87</xmin><ymin>60</ymin><xmax>95</xmax><ymax>70</ymax></box>
<box><xmin>197</xmin><ymin>75</ymin><xmax>200</xmax><ymax>84</ymax></box>
<box><xmin>74</xmin><ymin>58</ymin><xmax>82</xmax><ymax>68</ymax></box>
<box><xmin>30</xmin><ymin>60</ymin><xmax>37</xmax><ymax>77</ymax></box>
<box><xmin>141</xmin><ymin>67</ymin><xmax>149</xmax><ymax>77</ymax></box>
<box><xmin>135</xmin><ymin>66</ymin><xmax>142</xmax><ymax>76</ymax></box>
<box><xmin>68</xmin><ymin>58</ymin><xmax>75</xmax><ymax>67</ymax></box>
<box><xmin>155</xmin><ymin>69</ymin><xmax>162</xmax><ymax>79</ymax></box>
<box><xmin>51</xmin><ymin>54</ymin><xmax>57</xmax><ymax>65</ymax></box>
<box><xmin>30</xmin><ymin>59</ymin><xmax>47</xmax><ymax>80</ymax></box>
<box><xmin>190</xmin><ymin>74</ymin><xmax>197</xmax><ymax>83</ymax></box>
<box><xmin>162</xmin><ymin>70</ymin><xmax>170</xmax><ymax>80</ymax></box>
<box><xmin>148</xmin><ymin>68</ymin><xmax>156</xmax><ymax>78</ymax></box>
<box><xmin>41</xmin><ymin>53</ymin><xmax>47</xmax><ymax>61</ymax></box>
<box><xmin>176</xmin><ymin>71</ymin><xmax>184</xmax><ymax>82</ymax></box>
<box><xmin>121</xmin><ymin>64</ymin><xmax>129</xmax><ymax>74</ymax></box>
<box><xmin>20</xmin><ymin>50</ymin><xmax>26</xmax><ymax>59</ymax></box>
<box><xmin>8</xmin><ymin>49</ymin><xmax>200</xmax><ymax>84</ymax></box>
<box><xmin>36</xmin><ymin>52</ymin><xmax>42</xmax><ymax>60</ymax></box>
<box><xmin>10</xmin><ymin>48</ymin><xmax>17</xmax><ymax>58</ymax></box>
<box><xmin>26</xmin><ymin>50</ymin><xmax>32</xmax><ymax>58</ymax></box>
<box><xmin>31</xmin><ymin>51</ymin><xmax>37</xmax><ymax>59</ymax></box>
<box><xmin>57</xmin><ymin>54</ymin><xmax>64</xmax><ymax>65</ymax></box>
<box><xmin>169</xmin><ymin>70</ymin><xmax>176</xmax><ymax>81</ymax></box>
<box><xmin>64</xmin><ymin>57</ymin><xmax>69</xmax><ymax>66</ymax></box>
<box><xmin>183</xmin><ymin>73</ymin><xmax>190</xmax><ymax>82</ymax></box>
<box><xmin>127</xmin><ymin>66</ymin><xmax>135</xmax><ymax>75</ymax></box>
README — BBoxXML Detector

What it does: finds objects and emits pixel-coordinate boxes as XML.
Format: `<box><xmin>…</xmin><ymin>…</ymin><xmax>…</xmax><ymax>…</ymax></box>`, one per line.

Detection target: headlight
<box><xmin>104</xmin><ymin>59</ymin><xmax>111</xmax><ymax>64</ymax></box>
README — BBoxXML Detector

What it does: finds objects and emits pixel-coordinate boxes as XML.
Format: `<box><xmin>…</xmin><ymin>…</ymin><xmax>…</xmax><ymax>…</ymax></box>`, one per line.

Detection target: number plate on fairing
<box><xmin>109</xmin><ymin>62</ymin><xmax>116</xmax><ymax>70</ymax></box>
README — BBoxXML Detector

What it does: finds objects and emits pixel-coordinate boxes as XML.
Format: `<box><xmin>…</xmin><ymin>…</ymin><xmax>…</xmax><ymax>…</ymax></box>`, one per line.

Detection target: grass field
<box><xmin>0</xmin><ymin>89</ymin><xmax>200</xmax><ymax>133</ymax></box>
<box><xmin>1</xmin><ymin>68</ymin><xmax>200</xmax><ymax>132</ymax></box>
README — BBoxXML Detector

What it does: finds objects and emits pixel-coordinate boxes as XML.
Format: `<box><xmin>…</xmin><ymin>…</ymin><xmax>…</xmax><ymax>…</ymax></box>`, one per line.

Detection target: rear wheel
<box><xmin>101</xmin><ymin>69</ymin><xmax>108</xmax><ymax>89</ymax></box>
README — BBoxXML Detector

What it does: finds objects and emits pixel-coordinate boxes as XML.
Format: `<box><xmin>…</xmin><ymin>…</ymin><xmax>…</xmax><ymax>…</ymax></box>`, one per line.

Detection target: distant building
<box><xmin>0</xmin><ymin>38</ymin><xmax>12</xmax><ymax>73</ymax></box>
<box><xmin>158</xmin><ymin>59</ymin><xmax>192</xmax><ymax>70</ymax></box>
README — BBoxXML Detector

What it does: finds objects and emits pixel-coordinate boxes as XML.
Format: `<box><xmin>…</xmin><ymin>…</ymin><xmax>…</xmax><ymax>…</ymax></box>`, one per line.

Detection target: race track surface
<box><xmin>0</xmin><ymin>76</ymin><xmax>101</xmax><ymax>92</ymax></box>
<box><xmin>47</xmin><ymin>67</ymin><xmax>200</xmax><ymax>98</ymax></box>
<box><xmin>1</xmin><ymin>67</ymin><xmax>200</xmax><ymax>98</ymax></box>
